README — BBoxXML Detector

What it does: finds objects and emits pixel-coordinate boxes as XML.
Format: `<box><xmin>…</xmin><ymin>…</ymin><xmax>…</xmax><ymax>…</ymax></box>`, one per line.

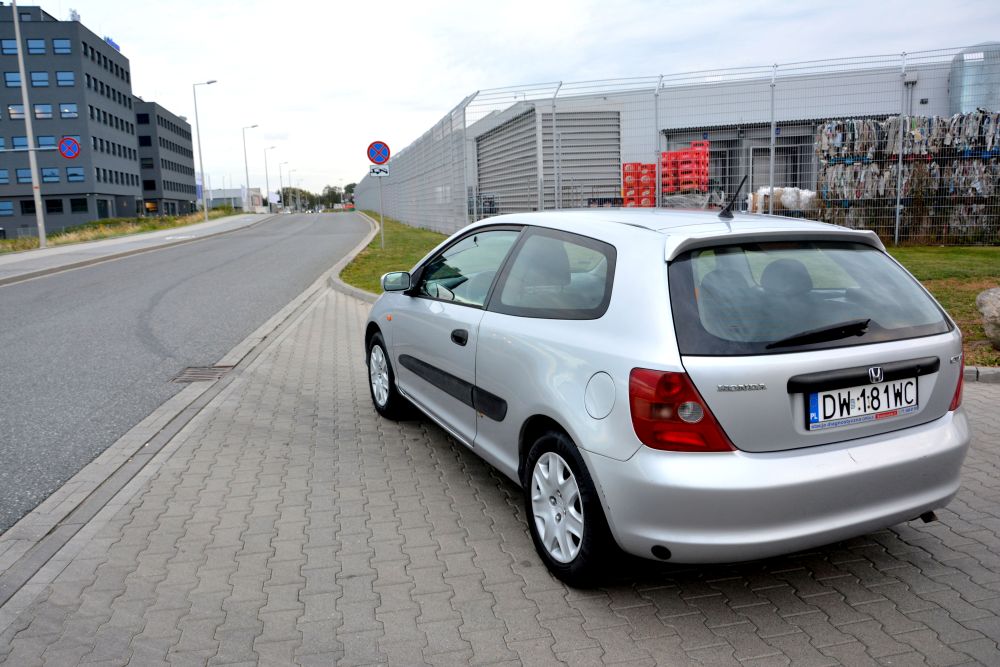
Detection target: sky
<box><xmin>42</xmin><ymin>0</ymin><xmax>1000</xmax><ymax>195</ymax></box>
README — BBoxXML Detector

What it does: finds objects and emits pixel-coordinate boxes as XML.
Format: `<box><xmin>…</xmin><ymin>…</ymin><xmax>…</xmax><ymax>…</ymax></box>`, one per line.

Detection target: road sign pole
<box><xmin>377</xmin><ymin>175</ymin><xmax>385</xmax><ymax>250</ymax></box>
<box><xmin>367</xmin><ymin>141</ymin><xmax>391</xmax><ymax>250</ymax></box>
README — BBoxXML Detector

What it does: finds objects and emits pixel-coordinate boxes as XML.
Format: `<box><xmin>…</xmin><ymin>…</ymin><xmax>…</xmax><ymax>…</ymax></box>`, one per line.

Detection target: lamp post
<box><xmin>288</xmin><ymin>169</ymin><xmax>297</xmax><ymax>212</ymax></box>
<box><xmin>192</xmin><ymin>79</ymin><xmax>217</xmax><ymax>222</ymax></box>
<box><xmin>241</xmin><ymin>124</ymin><xmax>258</xmax><ymax>213</ymax></box>
<box><xmin>11</xmin><ymin>0</ymin><xmax>46</xmax><ymax>246</ymax></box>
<box><xmin>263</xmin><ymin>146</ymin><xmax>276</xmax><ymax>214</ymax></box>
<box><xmin>278</xmin><ymin>161</ymin><xmax>288</xmax><ymax>213</ymax></box>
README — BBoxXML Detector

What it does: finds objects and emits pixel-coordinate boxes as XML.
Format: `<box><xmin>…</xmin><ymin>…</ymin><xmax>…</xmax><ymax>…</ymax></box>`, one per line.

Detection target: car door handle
<box><xmin>450</xmin><ymin>329</ymin><xmax>469</xmax><ymax>346</ymax></box>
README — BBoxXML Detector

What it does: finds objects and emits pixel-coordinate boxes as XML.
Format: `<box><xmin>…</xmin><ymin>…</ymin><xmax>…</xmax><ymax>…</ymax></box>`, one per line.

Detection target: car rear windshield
<box><xmin>668</xmin><ymin>241</ymin><xmax>951</xmax><ymax>355</ymax></box>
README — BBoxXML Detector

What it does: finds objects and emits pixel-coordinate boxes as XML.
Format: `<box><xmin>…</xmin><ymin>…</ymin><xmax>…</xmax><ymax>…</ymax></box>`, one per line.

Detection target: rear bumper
<box><xmin>583</xmin><ymin>410</ymin><xmax>970</xmax><ymax>563</ymax></box>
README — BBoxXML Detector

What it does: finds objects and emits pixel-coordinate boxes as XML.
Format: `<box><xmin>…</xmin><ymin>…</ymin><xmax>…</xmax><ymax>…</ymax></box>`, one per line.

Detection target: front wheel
<box><xmin>367</xmin><ymin>333</ymin><xmax>410</xmax><ymax>420</ymax></box>
<box><xmin>523</xmin><ymin>430</ymin><xmax>615</xmax><ymax>587</ymax></box>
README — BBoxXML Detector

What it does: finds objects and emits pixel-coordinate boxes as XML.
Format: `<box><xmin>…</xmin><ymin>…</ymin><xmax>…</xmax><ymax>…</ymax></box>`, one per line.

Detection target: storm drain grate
<box><xmin>170</xmin><ymin>366</ymin><xmax>234</xmax><ymax>383</ymax></box>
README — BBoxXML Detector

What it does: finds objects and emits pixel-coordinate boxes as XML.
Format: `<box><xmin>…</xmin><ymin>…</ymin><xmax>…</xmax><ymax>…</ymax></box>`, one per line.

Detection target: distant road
<box><xmin>0</xmin><ymin>213</ymin><xmax>370</xmax><ymax>532</ymax></box>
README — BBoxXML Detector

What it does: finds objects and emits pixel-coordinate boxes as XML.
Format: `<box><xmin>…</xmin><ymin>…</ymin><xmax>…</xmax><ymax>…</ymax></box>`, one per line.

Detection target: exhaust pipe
<box><xmin>650</xmin><ymin>545</ymin><xmax>672</xmax><ymax>560</ymax></box>
<box><xmin>919</xmin><ymin>511</ymin><xmax>938</xmax><ymax>523</ymax></box>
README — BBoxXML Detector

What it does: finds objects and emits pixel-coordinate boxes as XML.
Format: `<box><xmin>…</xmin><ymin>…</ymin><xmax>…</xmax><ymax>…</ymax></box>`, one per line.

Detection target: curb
<box><xmin>965</xmin><ymin>366</ymin><xmax>1000</xmax><ymax>384</ymax></box>
<box><xmin>0</xmin><ymin>212</ymin><xmax>376</xmax><ymax>623</ymax></box>
<box><xmin>0</xmin><ymin>213</ymin><xmax>278</xmax><ymax>288</ymax></box>
<box><xmin>326</xmin><ymin>210</ymin><xmax>380</xmax><ymax>304</ymax></box>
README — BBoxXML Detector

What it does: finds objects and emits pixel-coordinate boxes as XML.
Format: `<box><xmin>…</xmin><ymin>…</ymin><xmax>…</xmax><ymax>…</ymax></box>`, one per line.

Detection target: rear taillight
<box><xmin>629</xmin><ymin>368</ymin><xmax>735</xmax><ymax>452</ymax></box>
<box><xmin>949</xmin><ymin>352</ymin><xmax>964</xmax><ymax>411</ymax></box>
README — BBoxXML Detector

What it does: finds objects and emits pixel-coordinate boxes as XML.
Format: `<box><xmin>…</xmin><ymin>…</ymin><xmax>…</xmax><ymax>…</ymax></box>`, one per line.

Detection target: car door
<box><xmin>391</xmin><ymin>227</ymin><xmax>522</xmax><ymax>447</ymax></box>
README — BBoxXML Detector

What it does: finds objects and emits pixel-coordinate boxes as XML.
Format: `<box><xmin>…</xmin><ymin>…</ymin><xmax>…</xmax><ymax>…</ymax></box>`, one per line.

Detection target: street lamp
<box><xmin>241</xmin><ymin>124</ymin><xmax>258</xmax><ymax>213</ymax></box>
<box><xmin>278</xmin><ymin>162</ymin><xmax>288</xmax><ymax>213</ymax></box>
<box><xmin>192</xmin><ymin>79</ymin><xmax>217</xmax><ymax>222</ymax></box>
<box><xmin>288</xmin><ymin>169</ymin><xmax>297</xmax><ymax>212</ymax></box>
<box><xmin>263</xmin><ymin>146</ymin><xmax>276</xmax><ymax>214</ymax></box>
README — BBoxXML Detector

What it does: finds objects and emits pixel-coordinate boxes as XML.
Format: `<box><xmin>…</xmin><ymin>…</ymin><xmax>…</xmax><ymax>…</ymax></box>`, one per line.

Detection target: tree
<box><xmin>344</xmin><ymin>182</ymin><xmax>357</xmax><ymax>201</ymax></box>
<box><xmin>321</xmin><ymin>185</ymin><xmax>343</xmax><ymax>206</ymax></box>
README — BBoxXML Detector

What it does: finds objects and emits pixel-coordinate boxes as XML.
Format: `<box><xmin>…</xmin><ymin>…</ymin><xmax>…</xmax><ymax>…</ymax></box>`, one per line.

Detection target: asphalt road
<box><xmin>0</xmin><ymin>212</ymin><xmax>370</xmax><ymax>533</ymax></box>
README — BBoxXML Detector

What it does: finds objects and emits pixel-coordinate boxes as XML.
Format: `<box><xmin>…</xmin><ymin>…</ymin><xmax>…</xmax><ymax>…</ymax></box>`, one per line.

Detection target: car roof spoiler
<box><xmin>664</xmin><ymin>227</ymin><xmax>886</xmax><ymax>262</ymax></box>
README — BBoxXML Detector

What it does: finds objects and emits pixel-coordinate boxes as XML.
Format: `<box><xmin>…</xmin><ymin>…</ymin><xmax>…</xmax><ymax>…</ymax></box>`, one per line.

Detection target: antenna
<box><xmin>718</xmin><ymin>174</ymin><xmax>749</xmax><ymax>221</ymax></box>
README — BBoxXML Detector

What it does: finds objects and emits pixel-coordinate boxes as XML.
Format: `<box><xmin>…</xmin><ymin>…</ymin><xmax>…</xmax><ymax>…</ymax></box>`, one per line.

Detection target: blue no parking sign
<box><xmin>367</xmin><ymin>141</ymin><xmax>390</xmax><ymax>165</ymax></box>
<box><xmin>59</xmin><ymin>136</ymin><xmax>81</xmax><ymax>159</ymax></box>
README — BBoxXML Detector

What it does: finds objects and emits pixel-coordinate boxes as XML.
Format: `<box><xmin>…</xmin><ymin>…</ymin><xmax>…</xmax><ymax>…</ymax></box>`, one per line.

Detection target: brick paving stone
<box><xmin>0</xmin><ymin>290</ymin><xmax>999</xmax><ymax>665</ymax></box>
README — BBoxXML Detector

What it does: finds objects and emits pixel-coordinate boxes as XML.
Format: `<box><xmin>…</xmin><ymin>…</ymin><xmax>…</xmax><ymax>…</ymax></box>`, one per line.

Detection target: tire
<box><xmin>522</xmin><ymin>430</ymin><xmax>615</xmax><ymax>587</ymax></box>
<box><xmin>366</xmin><ymin>332</ymin><xmax>411</xmax><ymax>420</ymax></box>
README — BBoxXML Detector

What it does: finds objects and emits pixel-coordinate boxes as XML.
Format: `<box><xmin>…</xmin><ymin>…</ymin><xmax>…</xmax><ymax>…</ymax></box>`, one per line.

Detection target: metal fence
<box><xmin>355</xmin><ymin>45</ymin><xmax>1000</xmax><ymax>244</ymax></box>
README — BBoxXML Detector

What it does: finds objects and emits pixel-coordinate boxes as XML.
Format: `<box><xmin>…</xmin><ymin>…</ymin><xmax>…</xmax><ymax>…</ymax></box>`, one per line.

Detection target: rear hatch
<box><xmin>668</xmin><ymin>240</ymin><xmax>962</xmax><ymax>453</ymax></box>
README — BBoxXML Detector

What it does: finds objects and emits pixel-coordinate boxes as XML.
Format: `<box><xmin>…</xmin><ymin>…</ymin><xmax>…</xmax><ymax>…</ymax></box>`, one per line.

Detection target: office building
<box><xmin>134</xmin><ymin>97</ymin><xmax>196</xmax><ymax>216</ymax></box>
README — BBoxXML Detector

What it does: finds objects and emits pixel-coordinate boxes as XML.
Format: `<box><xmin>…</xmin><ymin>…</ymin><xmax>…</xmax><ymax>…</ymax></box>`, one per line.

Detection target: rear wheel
<box><xmin>367</xmin><ymin>332</ymin><xmax>410</xmax><ymax>420</ymax></box>
<box><xmin>523</xmin><ymin>430</ymin><xmax>615</xmax><ymax>587</ymax></box>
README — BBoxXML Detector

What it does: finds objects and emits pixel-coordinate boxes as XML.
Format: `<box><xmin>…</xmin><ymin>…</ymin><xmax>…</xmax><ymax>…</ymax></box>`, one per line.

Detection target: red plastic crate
<box><xmin>638</xmin><ymin>187</ymin><xmax>655</xmax><ymax>198</ymax></box>
<box><xmin>623</xmin><ymin>197</ymin><xmax>639</xmax><ymax>207</ymax></box>
<box><xmin>623</xmin><ymin>173</ymin><xmax>638</xmax><ymax>186</ymax></box>
<box><xmin>622</xmin><ymin>186</ymin><xmax>638</xmax><ymax>198</ymax></box>
<box><xmin>622</xmin><ymin>162</ymin><xmax>642</xmax><ymax>172</ymax></box>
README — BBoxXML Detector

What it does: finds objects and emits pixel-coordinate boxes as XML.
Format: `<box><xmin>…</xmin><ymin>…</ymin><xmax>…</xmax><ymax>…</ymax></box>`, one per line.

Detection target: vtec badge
<box><xmin>717</xmin><ymin>383</ymin><xmax>767</xmax><ymax>392</ymax></box>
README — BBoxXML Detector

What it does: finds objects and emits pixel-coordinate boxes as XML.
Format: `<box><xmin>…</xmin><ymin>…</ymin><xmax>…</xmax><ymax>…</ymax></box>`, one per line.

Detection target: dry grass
<box><xmin>0</xmin><ymin>207</ymin><xmax>237</xmax><ymax>255</ymax></box>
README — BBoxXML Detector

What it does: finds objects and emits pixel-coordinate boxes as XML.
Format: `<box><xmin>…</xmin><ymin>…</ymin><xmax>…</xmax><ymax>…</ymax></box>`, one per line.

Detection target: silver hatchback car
<box><xmin>364</xmin><ymin>209</ymin><xmax>970</xmax><ymax>586</ymax></box>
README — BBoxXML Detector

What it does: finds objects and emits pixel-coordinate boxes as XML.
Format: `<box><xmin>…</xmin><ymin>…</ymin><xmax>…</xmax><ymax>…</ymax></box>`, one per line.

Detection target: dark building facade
<box><xmin>135</xmin><ymin>98</ymin><xmax>196</xmax><ymax>215</ymax></box>
<box><xmin>1</xmin><ymin>5</ymin><xmax>150</xmax><ymax>236</ymax></box>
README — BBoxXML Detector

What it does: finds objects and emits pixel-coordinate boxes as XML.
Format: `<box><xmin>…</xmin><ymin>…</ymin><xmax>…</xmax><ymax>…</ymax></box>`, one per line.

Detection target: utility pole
<box><xmin>12</xmin><ymin>0</ymin><xmax>46</xmax><ymax>247</ymax></box>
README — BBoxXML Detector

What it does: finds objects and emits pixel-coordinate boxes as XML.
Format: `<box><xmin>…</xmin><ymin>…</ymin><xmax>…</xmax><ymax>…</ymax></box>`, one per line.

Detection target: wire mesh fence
<box><xmin>355</xmin><ymin>45</ymin><xmax>1000</xmax><ymax>244</ymax></box>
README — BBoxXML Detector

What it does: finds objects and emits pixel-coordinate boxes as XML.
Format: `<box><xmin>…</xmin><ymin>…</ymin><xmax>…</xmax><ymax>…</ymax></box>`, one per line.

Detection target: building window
<box><xmin>21</xmin><ymin>200</ymin><xmax>35</xmax><ymax>215</ymax></box>
<box><xmin>12</xmin><ymin>136</ymin><xmax>28</xmax><ymax>149</ymax></box>
<box><xmin>143</xmin><ymin>179</ymin><xmax>156</xmax><ymax>191</ymax></box>
<box><xmin>70</xmin><ymin>198</ymin><xmax>88</xmax><ymax>213</ymax></box>
<box><xmin>0</xmin><ymin>169</ymin><xmax>8</xmax><ymax>184</ymax></box>
<box><xmin>37</xmin><ymin>136</ymin><xmax>56</xmax><ymax>148</ymax></box>
<box><xmin>34</xmin><ymin>103</ymin><xmax>53</xmax><ymax>119</ymax></box>
<box><xmin>16</xmin><ymin>168</ymin><xmax>32</xmax><ymax>183</ymax></box>
<box><xmin>0</xmin><ymin>201</ymin><xmax>12</xmax><ymax>217</ymax></box>
<box><xmin>41</xmin><ymin>168</ymin><xmax>59</xmax><ymax>183</ymax></box>
<box><xmin>26</xmin><ymin>39</ymin><xmax>45</xmax><ymax>55</ymax></box>
<box><xmin>137</xmin><ymin>113</ymin><xmax>149</xmax><ymax>124</ymax></box>
<box><xmin>19</xmin><ymin>12</ymin><xmax>32</xmax><ymax>22</ymax></box>
<box><xmin>140</xmin><ymin>158</ymin><xmax>154</xmax><ymax>169</ymax></box>
<box><xmin>66</xmin><ymin>167</ymin><xmax>85</xmax><ymax>183</ymax></box>
<box><xmin>30</xmin><ymin>71</ymin><xmax>48</xmax><ymax>87</ymax></box>
<box><xmin>8</xmin><ymin>103</ymin><xmax>24</xmax><ymax>119</ymax></box>
<box><xmin>56</xmin><ymin>71</ymin><xmax>74</xmax><ymax>86</ymax></box>
<box><xmin>1</xmin><ymin>40</ymin><xmax>16</xmax><ymax>55</ymax></box>
<box><xmin>4</xmin><ymin>72</ymin><xmax>20</xmax><ymax>87</ymax></box>
<box><xmin>45</xmin><ymin>199</ymin><xmax>63</xmax><ymax>214</ymax></box>
<box><xmin>60</xmin><ymin>102</ymin><xmax>78</xmax><ymax>118</ymax></box>
<box><xmin>138</xmin><ymin>135</ymin><xmax>151</xmax><ymax>147</ymax></box>
<box><xmin>53</xmin><ymin>39</ymin><xmax>72</xmax><ymax>55</ymax></box>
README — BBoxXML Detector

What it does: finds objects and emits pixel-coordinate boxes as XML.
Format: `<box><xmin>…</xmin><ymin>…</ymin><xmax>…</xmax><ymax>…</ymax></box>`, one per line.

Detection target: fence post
<box><xmin>460</xmin><ymin>93</ymin><xmax>476</xmax><ymax>226</ymax></box>
<box><xmin>551</xmin><ymin>82</ymin><xmax>562</xmax><ymax>209</ymax></box>
<box><xmin>768</xmin><ymin>64</ymin><xmax>777</xmax><ymax>215</ymax></box>
<box><xmin>654</xmin><ymin>75</ymin><xmax>664</xmax><ymax>208</ymax></box>
<box><xmin>894</xmin><ymin>53</ymin><xmax>907</xmax><ymax>245</ymax></box>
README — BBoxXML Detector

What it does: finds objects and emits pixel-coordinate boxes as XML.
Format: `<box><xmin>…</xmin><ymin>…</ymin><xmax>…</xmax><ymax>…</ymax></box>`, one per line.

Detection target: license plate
<box><xmin>808</xmin><ymin>378</ymin><xmax>918</xmax><ymax>431</ymax></box>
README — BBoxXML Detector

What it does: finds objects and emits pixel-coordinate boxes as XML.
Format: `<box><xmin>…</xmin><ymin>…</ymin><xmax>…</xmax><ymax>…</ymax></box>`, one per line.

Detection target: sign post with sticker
<box><xmin>367</xmin><ymin>141</ymin><xmax>390</xmax><ymax>249</ymax></box>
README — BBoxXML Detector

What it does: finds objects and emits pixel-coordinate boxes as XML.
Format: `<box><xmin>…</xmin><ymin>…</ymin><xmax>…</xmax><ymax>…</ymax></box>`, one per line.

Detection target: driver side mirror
<box><xmin>381</xmin><ymin>271</ymin><xmax>411</xmax><ymax>292</ymax></box>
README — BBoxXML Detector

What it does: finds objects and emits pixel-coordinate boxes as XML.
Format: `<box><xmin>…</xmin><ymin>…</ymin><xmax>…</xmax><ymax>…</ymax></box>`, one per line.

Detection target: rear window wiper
<box><xmin>765</xmin><ymin>318</ymin><xmax>871</xmax><ymax>350</ymax></box>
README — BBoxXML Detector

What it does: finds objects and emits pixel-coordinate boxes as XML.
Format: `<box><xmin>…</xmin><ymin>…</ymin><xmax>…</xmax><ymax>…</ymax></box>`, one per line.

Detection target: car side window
<box><xmin>418</xmin><ymin>229</ymin><xmax>520</xmax><ymax>307</ymax></box>
<box><xmin>492</xmin><ymin>229</ymin><xmax>616</xmax><ymax>320</ymax></box>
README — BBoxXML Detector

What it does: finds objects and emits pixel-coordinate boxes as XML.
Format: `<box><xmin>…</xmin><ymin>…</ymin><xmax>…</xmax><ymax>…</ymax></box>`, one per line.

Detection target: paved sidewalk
<box><xmin>1</xmin><ymin>287</ymin><xmax>1000</xmax><ymax>665</ymax></box>
<box><xmin>0</xmin><ymin>213</ymin><xmax>273</xmax><ymax>285</ymax></box>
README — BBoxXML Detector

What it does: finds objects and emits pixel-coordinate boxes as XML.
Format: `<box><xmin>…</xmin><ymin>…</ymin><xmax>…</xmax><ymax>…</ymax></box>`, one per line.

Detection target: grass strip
<box><xmin>0</xmin><ymin>206</ymin><xmax>238</xmax><ymax>254</ymax></box>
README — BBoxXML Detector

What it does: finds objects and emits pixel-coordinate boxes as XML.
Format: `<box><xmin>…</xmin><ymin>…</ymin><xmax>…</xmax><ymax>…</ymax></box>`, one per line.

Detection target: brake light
<box><xmin>949</xmin><ymin>352</ymin><xmax>964</xmax><ymax>411</ymax></box>
<box><xmin>629</xmin><ymin>368</ymin><xmax>735</xmax><ymax>452</ymax></box>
